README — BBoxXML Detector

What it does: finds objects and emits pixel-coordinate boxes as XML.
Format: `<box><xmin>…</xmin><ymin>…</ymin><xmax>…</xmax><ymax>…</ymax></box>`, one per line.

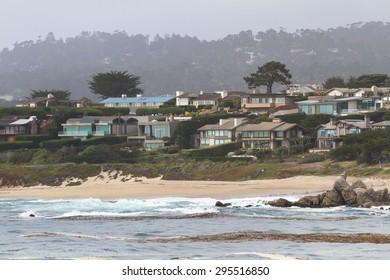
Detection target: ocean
<box><xmin>1</xmin><ymin>195</ymin><xmax>390</xmax><ymax>260</ymax></box>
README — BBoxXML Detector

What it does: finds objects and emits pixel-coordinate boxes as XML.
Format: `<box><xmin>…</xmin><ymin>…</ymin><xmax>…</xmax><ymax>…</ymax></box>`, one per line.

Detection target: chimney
<box><xmin>219</xmin><ymin>119</ymin><xmax>223</xmax><ymax>125</ymax></box>
<box><xmin>200</xmin><ymin>91</ymin><xmax>203</xmax><ymax>95</ymax></box>
<box><xmin>121</xmin><ymin>94</ymin><xmax>127</xmax><ymax>99</ymax></box>
<box><xmin>364</xmin><ymin>115</ymin><xmax>370</xmax><ymax>128</ymax></box>
<box><xmin>29</xmin><ymin>116</ymin><xmax>38</xmax><ymax>135</ymax></box>
<box><xmin>176</xmin><ymin>91</ymin><xmax>184</xmax><ymax>97</ymax></box>
<box><xmin>371</xmin><ymin>86</ymin><xmax>378</xmax><ymax>96</ymax></box>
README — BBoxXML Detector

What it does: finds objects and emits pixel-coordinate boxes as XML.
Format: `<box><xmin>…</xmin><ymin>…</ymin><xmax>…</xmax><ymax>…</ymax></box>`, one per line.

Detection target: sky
<box><xmin>1</xmin><ymin>0</ymin><xmax>390</xmax><ymax>50</ymax></box>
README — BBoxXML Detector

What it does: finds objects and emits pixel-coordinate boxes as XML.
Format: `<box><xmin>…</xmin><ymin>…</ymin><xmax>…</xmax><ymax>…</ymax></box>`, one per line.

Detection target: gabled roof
<box><xmin>197</xmin><ymin>118</ymin><xmax>248</xmax><ymax>131</ymax></box>
<box><xmin>17</xmin><ymin>97</ymin><xmax>49</xmax><ymax>105</ymax></box>
<box><xmin>372</xmin><ymin>120</ymin><xmax>390</xmax><ymax>127</ymax></box>
<box><xmin>236</xmin><ymin>121</ymin><xmax>300</xmax><ymax>132</ymax></box>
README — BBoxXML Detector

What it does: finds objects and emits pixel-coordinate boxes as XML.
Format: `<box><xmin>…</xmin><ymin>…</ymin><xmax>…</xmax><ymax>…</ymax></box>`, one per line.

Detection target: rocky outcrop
<box><xmin>215</xmin><ymin>201</ymin><xmax>232</xmax><ymax>207</ymax></box>
<box><xmin>268</xmin><ymin>174</ymin><xmax>390</xmax><ymax>208</ymax></box>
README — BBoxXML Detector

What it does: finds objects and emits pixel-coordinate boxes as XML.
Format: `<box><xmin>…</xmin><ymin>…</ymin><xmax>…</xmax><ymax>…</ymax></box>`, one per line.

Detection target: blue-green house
<box><xmin>59</xmin><ymin>115</ymin><xmax>180</xmax><ymax>149</ymax></box>
<box><xmin>296</xmin><ymin>97</ymin><xmax>382</xmax><ymax>116</ymax></box>
<box><xmin>58</xmin><ymin>116</ymin><xmax>112</xmax><ymax>140</ymax></box>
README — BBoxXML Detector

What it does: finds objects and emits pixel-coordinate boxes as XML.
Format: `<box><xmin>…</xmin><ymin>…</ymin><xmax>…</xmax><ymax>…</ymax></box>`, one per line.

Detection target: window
<box><xmin>215</xmin><ymin>139</ymin><xmax>230</xmax><ymax>145</ymax></box>
<box><xmin>201</xmin><ymin>139</ymin><xmax>210</xmax><ymax>145</ymax></box>
<box><xmin>276</xmin><ymin>97</ymin><xmax>285</xmax><ymax>103</ymax></box>
<box><xmin>276</xmin><ymin>131</ymin><xmax>284</xmax><ymax>138</ymax></box>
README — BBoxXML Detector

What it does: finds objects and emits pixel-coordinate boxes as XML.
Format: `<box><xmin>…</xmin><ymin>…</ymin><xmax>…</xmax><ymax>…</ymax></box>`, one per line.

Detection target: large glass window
<box><xmin>317</xmin><ymin>104</ymin><xmax>335</xmax><ymax>114</ymax></box>
<box><xmin>153</xmin><ymin>125</ymin><xmax>169</xmax><ymax>139</ymax></box>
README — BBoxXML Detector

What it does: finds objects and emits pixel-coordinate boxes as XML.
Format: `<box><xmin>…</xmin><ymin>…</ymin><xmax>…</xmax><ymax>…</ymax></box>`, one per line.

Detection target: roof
<box><xmin>193</xmin><ymin>94</ymin><xmax>221</xmax><ymax>101</ymax></box>
<box><xmin>8</xmin><ymin>119</ymin><xmax>31</xmax><ymax>125</ymax></box>
<box><xmin>236</xmin><ymin>121</ymin><xmax>300</xmax><ymax>132</ymax></box>
<box><xmin>17</xmin><ymin>97</ymin><xmax>49</xmax><ymax>105</ymax></box>
<box><xmin>197</xmin><ymin>118</ymin><xmax>248</xmax><ymax>131</ymax></box>
<box><xmin>371</xmin><ymin>121</ymin><xmax>390</xmax><ymax>127</ymax></box>
<box><xmin>100</xmin><ymin>94</ymin><xmax>175</xmax><ymax>104</ymax></box>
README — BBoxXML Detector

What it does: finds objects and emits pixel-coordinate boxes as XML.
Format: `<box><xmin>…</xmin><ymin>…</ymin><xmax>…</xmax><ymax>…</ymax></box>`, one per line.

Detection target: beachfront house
<box><xmin>315</xmin><ymin>116</ymin><xmax>371</xmax><ymax>150</ymax></box>
<box><xmin>0</xmin><ymin>116</ymin><xmax>39</xmax><ymax>142</ymax></box>
<box><xmin>127</xmin><ymin>117</ymin><xmax>179</xmax><ymax>149</ymax></box>
<box><xmin>59</xmin><ymin>115</ymin><xmax>179</xmax><ymax>149</ymax></box>
<box><xmin>197</xmin><ymin>118</ymin><xmax>248</xmax><ymax>147</ymax></box>
<box><xmin>236</xmin><ymin>120</ymin><xmax>303</xmax><ymax>150</ymax></box>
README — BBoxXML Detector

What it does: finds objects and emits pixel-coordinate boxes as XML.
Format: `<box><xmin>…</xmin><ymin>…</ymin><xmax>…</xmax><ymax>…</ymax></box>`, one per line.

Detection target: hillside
<box><xmin>1</xmin><ymin>21</ymin><xmax>390</xmax><ymax>101</ymax></box>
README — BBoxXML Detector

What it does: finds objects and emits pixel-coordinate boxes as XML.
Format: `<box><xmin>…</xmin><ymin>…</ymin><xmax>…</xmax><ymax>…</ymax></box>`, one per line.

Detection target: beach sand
<box><xmin>1</xmin><ymin>173</ymin><xmax>389</xmax><ymax>200</ymax></box>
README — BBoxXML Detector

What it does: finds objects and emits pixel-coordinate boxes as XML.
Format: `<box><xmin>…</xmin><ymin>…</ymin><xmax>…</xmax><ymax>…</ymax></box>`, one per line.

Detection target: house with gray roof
<box><xmin>197</xmin><ymin>118</ymin><xmax>248</xmax><ymax>147</ymax></box>
<box><xmin>315</xmin><ymin>116</ymin><xmax>371</xmax><ymax>150</ymax></box>
<box><xmin>236</xmin><ymin>120</ymin><xmax>303</xmax><ymax>150</ymax></box>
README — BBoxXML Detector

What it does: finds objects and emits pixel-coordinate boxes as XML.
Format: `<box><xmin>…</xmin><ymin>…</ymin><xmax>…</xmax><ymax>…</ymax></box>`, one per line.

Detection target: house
<box><xmin>58</xmin><ymin>116</ymin><xmax>114</xmax><ymax>140</ymax></box>
<box><xmin>59</xmin><ymin>115</ymin><xmax>179</xmax><ymax>149</ymax></box>
<box><xmin>16</xmin><ymin>96</ymin><xmax>86</xmax><ymax>108</ymax></box>
<box><xmin>241</xmin><ymin>93</ymin><xmax>294</xmax><ymax>114</ymax></box>
<box><xmin>287</xmin><ymin>84</ymin><xmax>315</xmax><ymax>95</ymax></box>
<box><xmin>326</xmin><ymin>86</ymin><xmax>390</xmax><ymax>98</ymax></box>
<box><xmin>197</xmin><ymin>118</ymin><xmax>248</xmax><ymax>147</ymax></box>
<box><xmin>236</xmin><ymin>120</ymin><xmax>303</xmax><ymax>150</ymax></box>
<box><xmin>175</xmin><ymin>91</ymin><xmax>221</xmax><ymax>108</ymax></box>
<box><xmin>16</xmin><ymin>97</ymin><xmax>50</xmax><ymax>107</ymax></box>
<box><xmin>296</xmin><ymin>96</ymin><xmax>382</xmax><ymax>115</ymax></box>
<box><xmin>0</xmin><ymin>116</ymin><xmax>39</xmax><ymax>141</ymax></box>
<box><xmin>326</xmin><ymin>88</ymin><xmax>367</xmax><ymax>98</ymax></box>
<box><xmin>100</xmin><ymin>94</ymin><xmax>175</xmax><ymax>110</ymax></box>
<box><xmin>371</xmin><ymin>120</ymin><xmax>390</xmax><ymax>130</ymax></box>
<box><xmin>315</xmin><ymin>116</ymin><xmax>371</xmax><ymax>150</ymax></box>
<box><xmin>127</xmin><ymin>117</ymin><xmax>179</xmax><ymax>149</ymax></box>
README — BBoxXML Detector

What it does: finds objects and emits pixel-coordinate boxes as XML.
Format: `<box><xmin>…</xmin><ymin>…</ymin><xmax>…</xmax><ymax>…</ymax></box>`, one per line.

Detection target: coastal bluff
<box><xmin>267</xmin><ymin>173</ymin><xmax>390</xmax><ymax>208</ymax></box>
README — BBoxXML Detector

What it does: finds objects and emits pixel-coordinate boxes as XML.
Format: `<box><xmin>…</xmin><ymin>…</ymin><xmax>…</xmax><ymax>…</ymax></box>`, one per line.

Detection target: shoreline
<box><xmin>1</xmin><ymin>174</ymin><xmax>389</xmax><ymax>200</ymax></box>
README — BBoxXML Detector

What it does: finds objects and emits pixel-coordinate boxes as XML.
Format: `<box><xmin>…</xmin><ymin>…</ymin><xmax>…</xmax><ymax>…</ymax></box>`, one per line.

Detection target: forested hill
<box><xmin>1</xmin><ymin>21</ymin><xmax>390</xmax><ymax>102</ymax></box>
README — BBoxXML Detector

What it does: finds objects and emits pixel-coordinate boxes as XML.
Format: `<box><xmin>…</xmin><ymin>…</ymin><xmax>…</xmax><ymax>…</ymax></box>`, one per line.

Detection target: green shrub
<box><xmin>0</xmin><ymin>141</ymin><xmax>35</xmax><ymax>152</ymax></box>
<box><xmin>181</xmin><ymin>142</ymin><xmax>240</xmax><ymax>158</ymax></box>
<box><xmin>40</xmin><ymin>138</ymin><xmax>81</xmax><ymax>150</ymax></box>
<box><xmin>297</xmin><ymin>153</ymin><xmax>327</xmax><ymax>164</ymax></box>
<box><xmin>14</xmin><ymin>135</ymin><xmax>59</xmax><ymax>145</ymax></box>
<box><xmin>80</xmin><ymin>136</ymin><xmax>127</xmax><ymax>146</ymax></box>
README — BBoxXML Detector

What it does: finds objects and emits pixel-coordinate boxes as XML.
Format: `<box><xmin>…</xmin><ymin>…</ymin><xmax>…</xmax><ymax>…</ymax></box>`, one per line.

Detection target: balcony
<box><xmin>58</xmin><ymin>131</ymin><xmax>90</xmax><ymax>137</ymax></box>
<box><xmin>243</xmin><ymin>103</ymin><xmax>274</xmax><ymax>109</ymax></box>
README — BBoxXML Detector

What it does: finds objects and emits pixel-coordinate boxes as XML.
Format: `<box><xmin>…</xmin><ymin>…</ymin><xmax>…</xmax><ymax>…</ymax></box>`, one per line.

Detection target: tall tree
<box><xmin>323</xmin><ymin>76</ymin><xmax>346</xmax><ymax>89</ymax></box>
<box><xmin>244</xmin><ymin>61</ymin><xmax>292</xmax><ymax>93</ymax></box>
<box><xmin>347</xmin><ymin>74</ymin><xmax>389</xmax><ymax>88</ymax></box>
<box><xmin>88</xmin><ymin>70</ymin><xmax>143</xmax><ymax>99</ymax></box>
<box><xmin>30</xmin><ymin>89</ymin><xmax>71</xmax><ymax>100</ymax></box>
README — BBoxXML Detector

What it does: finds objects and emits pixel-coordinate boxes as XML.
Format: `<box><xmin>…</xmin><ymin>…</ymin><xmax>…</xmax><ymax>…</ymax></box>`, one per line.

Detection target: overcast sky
<box><xmin>1</xmin><ymin>0</ymin><xmax>390</xmax><ymax>49</ymax></box>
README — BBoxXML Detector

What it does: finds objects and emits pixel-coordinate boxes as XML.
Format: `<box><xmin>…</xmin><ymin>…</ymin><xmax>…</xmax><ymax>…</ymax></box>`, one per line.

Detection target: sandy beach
<box><xmin>1</xmin><ymin>173</ymin><xmax>389</xmax><ymax>200</ymax></box>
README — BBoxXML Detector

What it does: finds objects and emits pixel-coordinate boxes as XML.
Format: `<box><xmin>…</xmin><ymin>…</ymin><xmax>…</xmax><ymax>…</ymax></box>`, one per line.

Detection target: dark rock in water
<box><xmin>215</xmin><ymin>201</ymin><xmax>232</xmax><ymax>207</ymax></box>
<box><xmin>293</xmin><ymin>195</ymin><xmax>321</xmax><ymax>208</ymax></box>
<box><xmin>29</xmin><ymin>214</ymin><xmax>35</xmax><ymax>217</ymax></box>
<box><xmin>268</xmin><ymin>198</ymin><xmax>292</xmax><ymax>207</ymax></box>
<box><xmin>269</xmin><ymin>173</ymin><xmax>390</xmax><ymax>209</ymax></box>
